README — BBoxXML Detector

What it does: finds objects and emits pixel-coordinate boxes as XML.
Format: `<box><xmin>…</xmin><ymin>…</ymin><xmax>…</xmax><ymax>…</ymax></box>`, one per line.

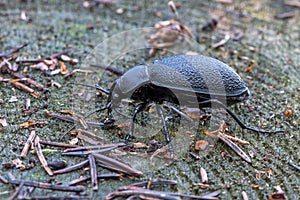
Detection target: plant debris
<box><xmin>148</xmin><ymin>1</ymin><xmax>192</xmax><ymax>57</ymax></box>
<box><xmin>105</xmin><ymin>185</ymin><xmax>220</xmax><ymax>200</ymax></box>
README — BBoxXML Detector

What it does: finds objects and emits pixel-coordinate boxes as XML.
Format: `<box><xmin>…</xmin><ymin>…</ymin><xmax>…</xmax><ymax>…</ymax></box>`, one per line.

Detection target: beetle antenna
<box><xmin>66</xmin><ymin>82</ymin><xmax>96</xmax><ymax>89</ymax></box>
<box><xmin>95</xmin><ymin>84</ymin><xmax>110</xmax><ymax>95</ymax></box>
<box><xmin>66</xmin><ymin>82</ymin><xmax>111</xmax><ymax>95</ymax></box>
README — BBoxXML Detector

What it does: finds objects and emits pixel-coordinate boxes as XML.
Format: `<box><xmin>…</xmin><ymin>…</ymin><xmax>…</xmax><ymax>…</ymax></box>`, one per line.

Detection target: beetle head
<box><xmin>109</xmin><ymin>65</ymin><xmax>150</xmax><ymax>109</ymax></box>
<box><xmin>226</xmin><ymin>87</ymin><xmax>251</xmax><ymax>106</ymax></box>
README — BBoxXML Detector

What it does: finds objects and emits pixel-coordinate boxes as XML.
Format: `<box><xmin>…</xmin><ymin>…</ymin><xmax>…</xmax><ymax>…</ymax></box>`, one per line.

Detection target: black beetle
<box><xmin>87</xmin><ymin>55</ymin><xmax>283</xmax><ymax>153</ymax></box>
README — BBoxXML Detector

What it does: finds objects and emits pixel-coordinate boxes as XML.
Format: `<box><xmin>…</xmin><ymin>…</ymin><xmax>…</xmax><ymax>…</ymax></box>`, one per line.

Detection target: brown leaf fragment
<box><xmin>12</xmin><ymin>158</ymin><xmax>26</xmax><ymax>170</ymax></box>
<box><xmin>30</xmin><ymin>92</ymin><xmax>41</xmax><ymax>98</ymax></box>
<box><xmin>284</xmin><ymin>109</ymin><xmax>292</xmax><ymax>117</ymax></box>
<box><xmin>217</xmin><ymin>133</ymin><xmax>251</xmax><ymax>163</ymax></box>
<box><xmin>220</xmin><ymin>133</ymin><xmax>250</xmax><ymax>145</ymax></box>
<box><xmin>20</xmin><ymin>120</ymin><xmax>48</xmax><ymax>128</ymax></box>
<box><xmin>59</xmin><ymin>61</ymin><xmax>68</xmax><ymax>74</ymax></box>
<box><xmin>195</xmin><ymin>183</ymin><xmax>210</xmax><ymax>189</ymax></box>
<box><xmin>195</xmin><ymin>140</ymin><xmax>209</xmax><ymax>151</ymax></box>
<box><xmin>21</xmin><ymin>130</ymin><xmax>36</xmax><ymax>158</ymax></box>
<box><xmin>200</xmin><ymin>167</ymin><xmax>208</xmax><ymax>183</ymax></box>
<box><xmin>34</xmin><ymin>136</ymin><xmax>53</xmax><ymax>176</ymax></box>
<box><xmin>117</xmin><ymin>122</ymin><xmax>130</xmax><ymax>129</ymax></box>
<box><xmin>148</xmin><ymin>2</ymin><xmax>192</xmax><ymax>57</ymax></box>
<box><xmin>0</xmin><ymin>43</ymin><xmax>28</xmax><ymax>58</ymax></box>
<box><xmin>12</xmin><ymin>82</ymin><xmax>34</xmax><ymax>93</ymax></box>
<box><xmin>268</xmin><ymin>168</ymin><xmax>273</xmax><ymax>178</ymax></box>
<box><xmin>44</xmin><ymin>58</ymin><xmax>58</xmax><ymax>70</ymax></box>
<box><xmin>133</xmin><ymin>142</ymin><xmax>148</xmax><ymax>149</ymax></box>
<box><xmin>244</xmin><ymin>60</ymin><xmax>255</xmax><ymax>72</ymax></box>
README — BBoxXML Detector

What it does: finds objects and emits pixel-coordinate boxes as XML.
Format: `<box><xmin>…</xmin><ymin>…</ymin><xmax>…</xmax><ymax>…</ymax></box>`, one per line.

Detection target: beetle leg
<box><xmin>95</xmin><ymin>84</ymin><xmax>110</xmax><ymax>95</ymax></box>
<box><xmin>156</xmin><ymin>104</ymin><xmax>174</xmax><ymax>158</ymax></box>
<box><xmin>199</xmin><ymin>99</ymin><xmax>284</xmax><ymax>134</ymax></box>
<box><xmin>125</xmin><ymin>103</ymin><xmax>148</xmax><ymax>143</ymax></box>
<box><xmin>163</xmin><ymin>104</ymin><xmax>194</xmax><ymax>122</ymax></box>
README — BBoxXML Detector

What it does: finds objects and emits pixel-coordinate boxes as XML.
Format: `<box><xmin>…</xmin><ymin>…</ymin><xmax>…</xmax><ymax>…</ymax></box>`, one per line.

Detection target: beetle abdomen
<box><xmin>150</xmin><ymin>55</ymin><xmax>248</xmax><ymax>97</ymax></box>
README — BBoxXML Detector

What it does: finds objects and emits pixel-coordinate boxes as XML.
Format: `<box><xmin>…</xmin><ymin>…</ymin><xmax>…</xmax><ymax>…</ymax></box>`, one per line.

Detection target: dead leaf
<box><xmin>12</xmin><ymin>158</ymin><xmax>26</xmax><ymax>170</ymax></box>
<box><xmin>20</xmin><ymin>120</ymin><xmax>48</xmax><ymax>128</ymax></box>
<box><xmin>70</xmin><ymin>138</ymin><xmax>79</xmax><ymax>145</ymax></box>
<box><xmin>59</xmin><ymin>61</ymin><xmax>68</xmax><ymax>74</ymax></box>
<box><xmin>195</xmin><ymin>140</ymin><xmax>209</xmax><ymax>151</ymax></box>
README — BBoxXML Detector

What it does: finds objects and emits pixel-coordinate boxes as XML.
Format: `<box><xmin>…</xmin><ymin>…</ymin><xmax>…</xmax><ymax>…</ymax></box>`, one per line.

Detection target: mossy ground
<box><xmin>0</xmin><ymin>0</ymin><xmax>299</xmax><ymax>199</ymax></box>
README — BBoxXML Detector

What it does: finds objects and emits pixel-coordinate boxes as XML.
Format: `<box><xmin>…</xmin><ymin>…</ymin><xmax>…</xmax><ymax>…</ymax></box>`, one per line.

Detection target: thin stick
<box><xmin>129</xmin><ymin>179</ymin><xmax>177</xmax><ymax>187</ymax></box>
<box><xmin>105</xmin><ymin>187</ymin><xmax>180</xmax><ymax>200</ymax></box>
<box><xmin>49</xmin><ymin>48</ymin><xmax>72</xmax><ymax>59</ymax></box>
<box><xmin>93</xmin><ymin>153</ymin><xmax>143</xmax><ymax>177</ymax></box>
<box><xmin>217</xmin><ymin>133</ymin><xmax>251</xmax><ymax>163</ymax></box>
<box><xmin>288</xmin><ymin>160</ymin><xmax>300</xmax><ymax>171</ymax></box>
<box><xmin>44</xmin><ymin>110</ymin><xmax>76</xmax><ymax>123</ymax></box>
<box><xmin>88</xmin><ymin>154</ymin><xmax>98</xmax><ymax>190</ymax></box>
<box><xmin>76</xmin><ymin>129</ymin><xmax>104</xmax><ymax>145</ymax></box>
<box><xmin>200</xmin><ymin>167</ymin><xmax>208</xmax><ymax>184</ymax></box>
<box><xmin>34</xmin><ymin>136</ymin><xmax>53</xmax><ymax>176</ymax></box>
<box><xmin>62</xmin><ymin>147</ymin><xmax>117</xmax><ymax>156</ymax></box>
<box><xmin>12</xmin><ymin>82</ymin><xmax>34</xmax><ymax>93</ymax></box>
<box><xmin>69</xmin><ymin>174</ymin><xmax>122</xmax><ymax>186</ymax></box>
<box><xmin>219</xmin><ymin>132</ymin><xmax>249</xmax><ymax>145</ymax></box>
<box><xmin>8</xmin><ymin>181</ymin><xmax>24</xmax><ymax>200</ymax></box>
<box><xmin>64</xmin><ymin>143</ymin><xmax>126</xmax><ymax>152</ymax></box>
<box><xmin>63</xmin><ymin>69</ymin><xmax>94</xmax><ymax>78</ymax></box>
<box><xmin>0</xmin><ymin>43</ymin><xmax>28</xmax><ymax>58</ymax></box>
<box><xmin>8</xmin><ymin>179</ymin><xmax>84</xmax><ymax>193</ymax></box>
<box><xmin>11</xmin><ymin>72</ymin><xmax>47</xmax><ymax>91</ymax></box>
<box><xmin>17</xmin><ymin>196</ymin><xmax>91</xmax><ymax>200</ymax></box>
<box><xmin>106</xmin><ymin>186</ymin><xmax>219</xmax><ymax>200</ymax></box>
<box><xmin>0</xmin><ymin>174</ymin><xmax>8</xmax><ymax>184</ymax></box>
<box><xmin>39</xmin><ymin>140</ymin><xmax>79</xmax><ymax>148</ymax></box>
<box><xmin>53</xmin><ymin>160</ymin><xmax>89</xmax><ymax>175</ymax></box>
<box><xmin>44</xmin><ymin>110</ymin><xmax>105</xmax><ymax>127</ymax></box>
<box><xmin>97</xmin><ymin>163</ymin><xmax>129</xmax><ymax>175</ymax></box>
<box><xmin>21</xmin><ymin>130</ymin><xmax>36</xmax><ymax>158</ymax></box>
<box><xmin>15</xmin><ymin>48</ymin><xmax>72</xmax><ymax>64</ymax></box>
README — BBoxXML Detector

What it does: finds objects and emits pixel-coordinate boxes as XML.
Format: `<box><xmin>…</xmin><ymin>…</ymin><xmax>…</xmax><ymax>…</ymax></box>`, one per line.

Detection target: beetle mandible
<box><xmin>91</xmin><ymin>55</ymin><xmax>283</xmax><ymax>153</ymax></box>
